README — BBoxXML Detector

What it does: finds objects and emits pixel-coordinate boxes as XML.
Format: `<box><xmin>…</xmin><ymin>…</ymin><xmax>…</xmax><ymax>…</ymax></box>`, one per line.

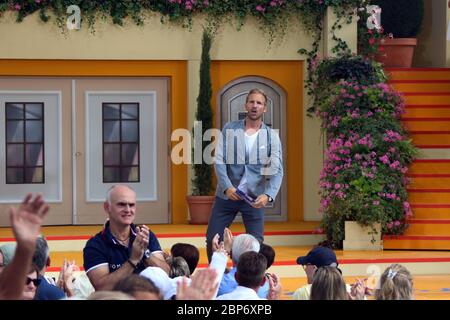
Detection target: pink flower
<box><xmin>387</xmin><ymin>222</ymin><xmax>393</xmax><ymax>229</ymax></box>
<box><xmin>256</xmin><ymin>5</ymin><xmax>265</xmax><ymax>12</ymax></box>
<box><xmin>379</xmin><ymin>154</ymin><xmax>389</xmax><ymax>164</ymax></box>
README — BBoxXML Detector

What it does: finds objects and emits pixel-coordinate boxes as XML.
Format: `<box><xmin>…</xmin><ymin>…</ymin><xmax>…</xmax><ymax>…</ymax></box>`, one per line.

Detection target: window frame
<box><xmin>5</xmin><ymin>102</ymin><xmax>45</xmax><ymax>184</ymax></box>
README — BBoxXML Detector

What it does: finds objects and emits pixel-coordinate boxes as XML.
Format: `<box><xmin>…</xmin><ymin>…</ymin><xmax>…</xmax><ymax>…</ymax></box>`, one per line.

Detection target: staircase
<box><xmin>384</xmin><ymin>68</ymin><xmax>450</xmax><ymax>250</ymax></box>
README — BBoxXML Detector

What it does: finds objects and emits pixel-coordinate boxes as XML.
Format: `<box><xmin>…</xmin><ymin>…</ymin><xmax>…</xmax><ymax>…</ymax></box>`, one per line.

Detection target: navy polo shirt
<box><xmin>83</xmin><ymin>221</ymin><xmax>162</xmax><ymax>274</ymax></box>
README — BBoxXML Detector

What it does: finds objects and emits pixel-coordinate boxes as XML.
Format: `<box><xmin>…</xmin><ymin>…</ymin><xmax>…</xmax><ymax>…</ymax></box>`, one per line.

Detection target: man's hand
<box><xmin>225</xmin><ymin>187</ymin><xmax>241</xmax><ymax>201</ymax></box>
<box><xmin>267</xmin><ymin>273</ymin><xmax>282</xmax><ymax>300</ymax></box>
<box><xmin>130</xmin><ymin>225</ymin><xmax>149</xmax><ymax>264</ymax></box>
<box><xmin>223</xmin><ymin>227</ymin><xmax>233</xmax><ymax>254</ymax></box>
<box><xmin>252</xmin><ymin>194</ymin><xmax>269</xmax><ymax>208</ymax></box>
<box><xmin>9</xmin><ymin>193</ymin><xmax>49</xmax><ymax>251</ymax></box>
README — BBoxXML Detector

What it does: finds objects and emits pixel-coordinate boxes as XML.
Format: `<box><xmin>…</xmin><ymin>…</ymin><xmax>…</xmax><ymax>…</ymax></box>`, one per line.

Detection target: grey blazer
<box><xmin>214</xmin><ymin>119</ymin><xmax>283</xmax><ymax>200</ymax></box>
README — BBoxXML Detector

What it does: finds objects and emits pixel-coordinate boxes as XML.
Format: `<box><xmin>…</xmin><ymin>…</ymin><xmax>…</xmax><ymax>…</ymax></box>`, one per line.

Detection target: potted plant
<box><xmin>313</xmin><ymin>55</ymin><xmax>417</xmax><ymax>249</ymax></box>
<box><xmin>186</xmin><ymin>30</ymin><xmax>215</xmax><ymax>225</ymax></box>
<box><xmin>370</xmin><ymin>0</ymin><xmax>424</xmax><ymax>67</ymax></box>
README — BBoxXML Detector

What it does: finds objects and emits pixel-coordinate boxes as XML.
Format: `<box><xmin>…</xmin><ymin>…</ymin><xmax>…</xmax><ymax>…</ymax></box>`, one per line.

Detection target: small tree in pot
<box><xmin>187</xmin><ymin>30</ymin><xmax>215</xmax><ymax>224</ymax></box>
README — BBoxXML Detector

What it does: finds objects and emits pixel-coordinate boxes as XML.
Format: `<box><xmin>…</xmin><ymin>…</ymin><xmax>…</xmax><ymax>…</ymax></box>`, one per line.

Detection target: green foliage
<box><xmin>192</xmin><ymin>30</ymin><xmax>214</xmax><ymax>196</ymax></box>
<box><xmin>371</xmin><ymin>0</ymin><xmax>424</xmax><ymax>38</ymax></box>
<box><xmin>308</xmin><ymin>55</ymin><xmax>387</xmax><ymax>115</ymax></box>
<box><xmin>299</xmin><ymin>0</ymin><xmax>367</xmax><ymax>112</ymax></box>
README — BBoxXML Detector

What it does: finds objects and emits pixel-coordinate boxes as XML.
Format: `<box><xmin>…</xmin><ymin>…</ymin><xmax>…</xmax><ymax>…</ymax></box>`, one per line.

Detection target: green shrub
<box><xmin>191</xmin><ymin>30</ymin><xmax>214</xmax><ymax>196</ymax></box>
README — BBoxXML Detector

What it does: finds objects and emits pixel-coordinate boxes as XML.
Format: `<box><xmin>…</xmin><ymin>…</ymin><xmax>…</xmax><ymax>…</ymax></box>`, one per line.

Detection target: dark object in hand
<box><xmin>236</xmin><ymin>188</ymin><xmax>256</xmax><ymax>205</ymax></box>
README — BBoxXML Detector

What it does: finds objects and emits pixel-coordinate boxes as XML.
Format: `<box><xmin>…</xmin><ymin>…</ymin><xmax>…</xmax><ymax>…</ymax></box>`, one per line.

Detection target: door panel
<box><xmin>75</xmin><ymin>78</ymin><xmax>170</xmax><ymax>225</ymax></box>
<box><xmin>0</xmin><ymin>78</ymin><xmax>73</xmax><ymax>226</ymax></box>
<box><xmin>0</xmin><ymin>77</ymin><xmax>170</xmax><ymax>226</ymax></box>
<box><xmin>218</xmin><ymin>77</ymin><xmax>287</xmax><ymax>221</ymax></box>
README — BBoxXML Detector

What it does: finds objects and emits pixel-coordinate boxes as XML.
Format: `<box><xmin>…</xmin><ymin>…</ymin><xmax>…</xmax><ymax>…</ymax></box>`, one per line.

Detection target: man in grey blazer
<box><xmin>206</xmin><ymin>88</ymin><xmax>283</xmax><ymax>262</ymax></box>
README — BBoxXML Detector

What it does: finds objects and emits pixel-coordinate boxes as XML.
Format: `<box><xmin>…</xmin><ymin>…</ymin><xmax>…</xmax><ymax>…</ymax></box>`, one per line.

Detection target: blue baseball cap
<box><xmin>296</xmin><ymin>246</ymin><xmax>338</xmax><ymax>268</ymax></box>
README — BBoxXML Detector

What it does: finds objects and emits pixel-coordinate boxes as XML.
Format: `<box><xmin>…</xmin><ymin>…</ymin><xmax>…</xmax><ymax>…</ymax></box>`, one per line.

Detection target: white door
<box><xmin>74</xmin><ymin>78</ymin><xmax>170</xmax><ymax>225</ymax></box>
<box><xmin>0</xmin><ymin>77</ymin><xmax>170</xmax><ymax>226</ymax></box>
<box><xmin>0</xmin><ymin>78</ymin><xmax>73</xmax><ymax>225</ymax></box>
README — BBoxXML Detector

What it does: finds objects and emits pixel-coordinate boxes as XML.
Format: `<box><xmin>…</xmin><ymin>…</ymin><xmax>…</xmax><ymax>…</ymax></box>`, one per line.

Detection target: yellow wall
<box><xmin>0</xmin><ymin>12</ymin><xmax>311</xmax><ymax>60</ymax></box>
<box><xmin>0</xmin><ymin>60</ymin><xmax>188</xmax><ymax>224</ymax></box>
<box><xmin>211</xmin><ymin>61</ymin><xmax>303</xmax><ymax>222</ymax></box>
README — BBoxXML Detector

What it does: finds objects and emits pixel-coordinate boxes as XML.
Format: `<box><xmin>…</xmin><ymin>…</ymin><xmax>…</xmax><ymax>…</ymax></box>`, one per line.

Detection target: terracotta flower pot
<box><xmin>375</xmin><ymin>38</ymin><xmax>417</xmax><ymax>68</ymax></box>
<box><xmin>186</xmin><ymin>195</ymin><xmax>215</xmax><ymax>225</ymax></box>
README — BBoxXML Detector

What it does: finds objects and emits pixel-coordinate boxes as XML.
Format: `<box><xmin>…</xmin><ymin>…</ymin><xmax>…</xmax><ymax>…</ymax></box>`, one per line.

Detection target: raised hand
<box><xmin>266</xmin><ymin>273</ymin><xmax>282</xmax><ymax>300</ymax></box>
<box><xmin>223</xmin><ymin>227</ymin><xmax>233</xmax><ymax>254</ymax></box>
<box><xmin>349</xmin><ymin>278</ymin><xmax>367</xmax><ymax>300</ymax></box>
<box><xmin>176</xmin><ymin>268</ymin><xmax>218</xmax><ymax>300</ymax></box>
<box><xmin>1</xmin><ymin>193</ymin><xmax>49</xmax><ymax>300</ymax></box>
<box><xmin>57</xmin><ymin>259</ymin><xmax>79</xmax><ymax>297</ymax></box>
<box><xmin>9</xmin><ymin>193</ymin><xmax>49</xmax><ymax>251</ymax></box>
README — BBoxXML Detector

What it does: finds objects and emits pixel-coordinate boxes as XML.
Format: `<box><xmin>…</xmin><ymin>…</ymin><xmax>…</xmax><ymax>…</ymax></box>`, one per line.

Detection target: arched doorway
<box><xmin>217</xmin><ymin>76</ymin><xmax>287</xmax><ymax>221</ymax></box>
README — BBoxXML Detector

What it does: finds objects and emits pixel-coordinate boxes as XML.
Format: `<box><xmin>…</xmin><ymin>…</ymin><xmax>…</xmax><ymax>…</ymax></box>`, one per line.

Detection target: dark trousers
<box><xmin>205</xmin><ymin>196</ymin><xmax>264</xmax><ymax>262</ymax></box>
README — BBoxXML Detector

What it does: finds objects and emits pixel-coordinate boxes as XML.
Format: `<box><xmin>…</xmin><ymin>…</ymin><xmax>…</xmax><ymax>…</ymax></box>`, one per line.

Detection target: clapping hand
<box><xmin>267</xmin><ymin>273</ymin><xmax>282</xmax><ymax>300</ymax></box>
<box><xmin>130</xmin><ymin>225</ymin><xmax>150</xmax><ymax>263</ymax></box>
<box><xmin>176</xmin><ymin>268</ymin><xmax>218</xmax><ymax>300</ymax></box>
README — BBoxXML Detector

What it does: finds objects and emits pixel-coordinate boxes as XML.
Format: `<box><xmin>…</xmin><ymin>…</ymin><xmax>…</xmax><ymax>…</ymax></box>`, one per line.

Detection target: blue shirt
<box><xmin>257</xmin><ymin>277</ymin><xmax>270</xmax><ymax>298</ymax></box>
<box><xmin>217</xmin><ymin>267</ymin><xmax>237</xmax><ymax>297</ymax></box>
<box><xmin>34</xmin><ymin>275</ymin><xmax>65</xmax><ymax>300</ymax></box>
<box><xmin>83</xmin><ymin>221</ymin><xmax>162</xmax><ymax>274</ymax></box>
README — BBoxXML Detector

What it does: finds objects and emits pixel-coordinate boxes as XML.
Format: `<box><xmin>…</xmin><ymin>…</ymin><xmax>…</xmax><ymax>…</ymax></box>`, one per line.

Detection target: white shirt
<box><xmin>237</xmin><ymin>130</ymin><xmax>259</xmax><ymax>193</ymax></box>
<box><xmin>216</xmin><ymin>285</ymin><xmax>265</xmax><ymax>300</ymax></box>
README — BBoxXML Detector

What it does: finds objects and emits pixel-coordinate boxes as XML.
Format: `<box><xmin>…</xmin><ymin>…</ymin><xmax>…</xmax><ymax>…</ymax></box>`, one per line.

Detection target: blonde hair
<box><xmin>310</xmin><ymin>266</ymin><xmax>348</xmax><ymax>300</ymax></box>
<box><xmin>166</xmin><ymin>256</ymin><xmax>191</xmax><ymax>278</ymax></box>
<box><xmin>246</xmin><ymin>88</ymin><xmax>267</xmax><ymax>105</ymax></box>
<box><xmin>375</xmin><ymin>264</ymin><xmax>414</xmax><ymax>300</ymax></box>
<box><xmin>88</xmin><ymin>291</ymin><xmax>135</xmax><ymax>300</ymax></box>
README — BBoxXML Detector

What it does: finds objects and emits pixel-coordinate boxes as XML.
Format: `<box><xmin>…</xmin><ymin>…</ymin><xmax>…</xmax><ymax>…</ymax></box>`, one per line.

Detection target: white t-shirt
<box><xmin>237</xmin><ymin>130</ymin><xmax>259</xmax><ymax>193</ymax></box>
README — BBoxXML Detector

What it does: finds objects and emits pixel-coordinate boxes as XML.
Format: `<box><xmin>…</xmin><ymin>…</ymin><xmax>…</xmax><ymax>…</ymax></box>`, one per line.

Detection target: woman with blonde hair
<box><xmin>375</xmin><ymin>264</ymin><xmax>414</xmax><ymax>300</ymax></box>
<box><xmin>310</xmin><ymin>266</ymin><xmax>348</xmax><ymax>300</ymax></box>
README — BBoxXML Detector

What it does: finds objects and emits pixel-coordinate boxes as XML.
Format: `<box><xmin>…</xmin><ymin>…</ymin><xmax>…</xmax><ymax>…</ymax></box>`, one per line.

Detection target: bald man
<box><xmin>83</xmin><ymin>185</ymin><xmax>169</xmax><ymax>290</ymax></box>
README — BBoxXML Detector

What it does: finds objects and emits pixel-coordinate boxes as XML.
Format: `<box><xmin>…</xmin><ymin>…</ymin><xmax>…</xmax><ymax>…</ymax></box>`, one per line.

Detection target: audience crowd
<box><xmin>0</xmin><ymin>189</ymin><xmax>415</xmax><ymax>301</ymax></box>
